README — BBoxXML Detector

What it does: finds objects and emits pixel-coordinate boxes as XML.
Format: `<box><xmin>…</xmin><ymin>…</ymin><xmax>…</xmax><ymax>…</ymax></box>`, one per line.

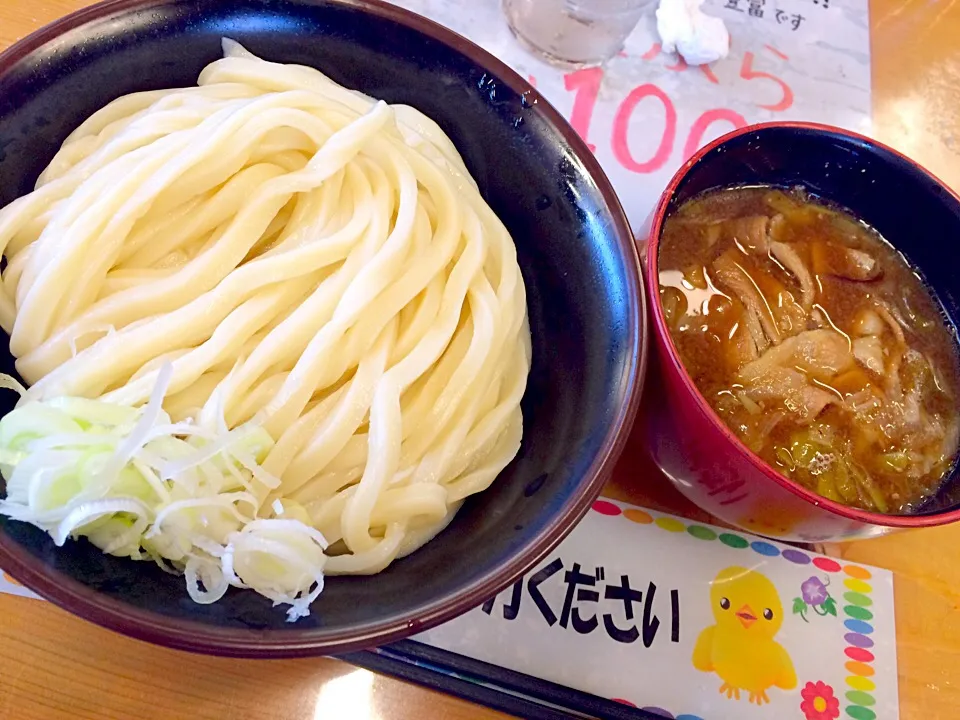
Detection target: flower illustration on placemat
<box><xmin>800</xmin><ymin>681</ymin><xmax>840</xmax><ymax>720</ymax></box>
<box><xmin>792</xmin><ymin>576</ymin><xmax>837</xmax><ymax>622</ymax></box>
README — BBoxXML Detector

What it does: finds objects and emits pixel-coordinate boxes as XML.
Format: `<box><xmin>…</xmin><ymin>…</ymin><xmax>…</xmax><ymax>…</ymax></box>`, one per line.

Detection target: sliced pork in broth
<box><xmin>659</xmin><ymin>186</ymin><xmax>960</xmax><ymax>514</ymax></box>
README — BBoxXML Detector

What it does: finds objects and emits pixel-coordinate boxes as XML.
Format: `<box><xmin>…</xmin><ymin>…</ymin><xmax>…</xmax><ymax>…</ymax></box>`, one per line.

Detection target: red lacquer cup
<box><xmin>642</xmin><ymin>121</ymin><xmax>960</xmax><ymax>542</ymax></box>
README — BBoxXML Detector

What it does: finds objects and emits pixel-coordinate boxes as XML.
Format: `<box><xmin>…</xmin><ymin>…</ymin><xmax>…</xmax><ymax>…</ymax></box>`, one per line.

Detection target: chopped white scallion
<box><xmin>0</xmin><ymin>367</ymin><xmax>328</xmax><ymax>621</ymax></box>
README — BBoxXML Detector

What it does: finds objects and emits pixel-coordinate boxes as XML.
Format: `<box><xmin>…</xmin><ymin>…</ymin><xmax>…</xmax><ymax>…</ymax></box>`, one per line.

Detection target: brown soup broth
<box><xmin>658</xmin><ymin>186</ymin><xmax>960</xmax><ymax>514</ymax></box>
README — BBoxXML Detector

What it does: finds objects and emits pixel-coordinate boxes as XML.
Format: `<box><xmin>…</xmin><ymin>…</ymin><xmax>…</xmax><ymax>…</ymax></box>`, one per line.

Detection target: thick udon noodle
<box><xmin>0</xmin><ymin>41</ymin><xmax>530</xmax><ymax>576</ymax></box>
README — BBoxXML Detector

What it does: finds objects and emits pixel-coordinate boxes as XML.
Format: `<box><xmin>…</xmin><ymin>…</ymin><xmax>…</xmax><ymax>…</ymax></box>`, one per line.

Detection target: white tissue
<box><xmin>656</xmin><ymin>0</ymin><xmax>731</xmax><ymax>66</ymax></box>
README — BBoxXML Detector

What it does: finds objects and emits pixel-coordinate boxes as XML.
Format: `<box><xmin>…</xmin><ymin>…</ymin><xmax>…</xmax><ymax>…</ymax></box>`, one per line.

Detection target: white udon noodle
<box><xmin>0</xmin><ymin>40</ymin><xmax>531</xmax><ymax>576</ymax></box>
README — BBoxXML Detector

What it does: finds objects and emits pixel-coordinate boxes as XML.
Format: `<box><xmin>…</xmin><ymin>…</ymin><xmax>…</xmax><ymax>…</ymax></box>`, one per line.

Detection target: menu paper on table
<box><xmin>392</xmin><ymin>0</ymin><xmax>871</xmax><ymax>232</ymax></box>
<box><xmin>0</xmin><ymin>500</ymin><xmax>899</xmax><ymax>720</ymax></box>
<box><xmin>415</xmin><ymin>499</ymin><xmax>897</xmax><ymax>720</ymax></box>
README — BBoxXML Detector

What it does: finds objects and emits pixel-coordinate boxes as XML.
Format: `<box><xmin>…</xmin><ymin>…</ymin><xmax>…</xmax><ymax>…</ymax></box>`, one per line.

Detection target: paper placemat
<box><xmin>391</xmin><ymin>0</ymin><xmax>872</xmax><ymax>232</ymax></box>
<box><xmin>415</xmin><ymin>499</ymin><xmax>896</xmax><ymax>720</ymax></box>
<box><xmin>0</xmin><ymin>499</ymin><xmax>899</xmax><ymax>720</ymax></box>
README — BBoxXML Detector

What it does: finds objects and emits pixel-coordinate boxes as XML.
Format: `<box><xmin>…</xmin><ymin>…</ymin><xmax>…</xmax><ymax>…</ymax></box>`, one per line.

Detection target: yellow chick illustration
<box><xmin>692</xmin><ymin>566</ymin><xmax>797</xmax><ymax>705</ymax></box>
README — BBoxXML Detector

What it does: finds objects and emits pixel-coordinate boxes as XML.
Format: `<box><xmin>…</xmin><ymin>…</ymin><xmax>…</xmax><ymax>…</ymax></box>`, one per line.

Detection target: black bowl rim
<box><xmin>0</xmin><ymin>0</ymin><xmax>647</xmax><ymax>656</ymax></box>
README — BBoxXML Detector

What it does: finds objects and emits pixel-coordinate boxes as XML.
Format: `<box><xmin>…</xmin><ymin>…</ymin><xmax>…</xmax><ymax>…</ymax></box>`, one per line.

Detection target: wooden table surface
<box><xmin>1</xmin><ymin>1</ymin><xmax>959</xmax><ymax>719</ymax></box>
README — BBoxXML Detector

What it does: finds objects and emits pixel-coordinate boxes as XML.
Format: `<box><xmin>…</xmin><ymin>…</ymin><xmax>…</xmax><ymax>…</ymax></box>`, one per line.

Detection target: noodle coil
<box><xmin>0</xmin><ymin>40</ymin><xmax>531</xmax><ymax>578</ymax></box>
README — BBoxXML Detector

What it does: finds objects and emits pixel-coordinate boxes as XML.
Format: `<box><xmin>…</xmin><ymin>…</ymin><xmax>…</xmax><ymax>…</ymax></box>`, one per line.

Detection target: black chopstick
<box><xmin>344</xmin><ymin>639</ymin><xmax>666</xmax><ymax>720</ymax></box>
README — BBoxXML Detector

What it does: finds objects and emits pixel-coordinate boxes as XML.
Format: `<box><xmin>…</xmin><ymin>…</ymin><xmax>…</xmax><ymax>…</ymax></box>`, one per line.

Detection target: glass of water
<box><xmin>503</xmin><ymin>0</ymin><xmax>654</xmax><ymax>68</ymax></box>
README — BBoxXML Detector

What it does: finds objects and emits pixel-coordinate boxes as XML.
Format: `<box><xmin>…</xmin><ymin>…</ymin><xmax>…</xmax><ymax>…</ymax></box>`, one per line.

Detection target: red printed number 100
<box><xmin>550</xmin><ymin>49</ymin><xmax>794</xmax><ymax>175</ymax></box>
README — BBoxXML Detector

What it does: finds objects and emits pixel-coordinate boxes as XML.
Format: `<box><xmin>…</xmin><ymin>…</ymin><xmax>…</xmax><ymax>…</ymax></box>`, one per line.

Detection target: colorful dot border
<box><xmin>592</xmin><ymin>499</ymin><xmax>883</xmax><ymax>720</ymax></box>
<box><xmin>592</xmin><ymin>500</ymin><xmax>867</xmax><ymax>571</ymax></box>
<box><xmin>841</xmin><ymin>564</ymin><xmax>877</xmax><ymax>719</ymax></box>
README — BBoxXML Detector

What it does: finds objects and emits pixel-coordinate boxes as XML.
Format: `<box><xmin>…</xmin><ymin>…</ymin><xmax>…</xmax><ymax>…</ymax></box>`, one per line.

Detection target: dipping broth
<box><xmin>658</xmin><ymin>186</ymin><xmax>960</xmax><ymax>514</ymax></box>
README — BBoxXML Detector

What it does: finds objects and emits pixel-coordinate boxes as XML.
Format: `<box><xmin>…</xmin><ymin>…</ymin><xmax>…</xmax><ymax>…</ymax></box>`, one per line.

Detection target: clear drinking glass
<box><xmin>503</xmin><ymin>0</ymin><xmax>653</xmax><ymax>68</ymax></box>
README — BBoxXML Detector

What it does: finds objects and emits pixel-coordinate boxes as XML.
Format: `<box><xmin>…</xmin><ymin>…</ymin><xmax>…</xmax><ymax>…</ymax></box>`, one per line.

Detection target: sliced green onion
<box><xmin>0</xmin><ymin>367</ymin><xmax>327</xmax><ymax>621</ymax></box>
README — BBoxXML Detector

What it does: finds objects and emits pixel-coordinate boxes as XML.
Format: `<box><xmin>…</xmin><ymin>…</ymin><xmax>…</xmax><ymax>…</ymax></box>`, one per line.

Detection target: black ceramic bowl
<box><xmin>0</xmin><ymin>0</ymin><xmax>645</xmax><ymax>656</ymax></box>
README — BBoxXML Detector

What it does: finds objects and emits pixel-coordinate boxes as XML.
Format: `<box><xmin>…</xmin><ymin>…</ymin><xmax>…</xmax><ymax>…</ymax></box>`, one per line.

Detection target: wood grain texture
<box><xmin>0</xmin><ymin>593</ymin><xmax>512</xmax><ymax>720</ymax></box>
<box><xmin>0</xmin><ymin>0</ymin><xmax>958</xmax><ymax>718</ymax></box>
<box><xmin>822</xmin><ymin>526</ymin><xmax>960</xmax><ymax>720</ymax></box>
